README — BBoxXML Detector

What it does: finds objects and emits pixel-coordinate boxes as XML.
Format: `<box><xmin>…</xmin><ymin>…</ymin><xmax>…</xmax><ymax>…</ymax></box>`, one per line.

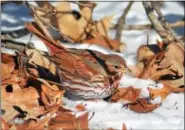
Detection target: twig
<box><xmin>113</xmin><ymin>20</ymin><xmax>184</xmax><ymax>30</ymax></box>
<box><xmin>142</xmin><ymin>2</ymin><xmax>184</xmax><ymax>47</ymax></box>
<box><xmin>25</xmin><ymin>2</ymin><xmax>57</xmax><ymax>44</ymax></box>
<box><xmin>25</xmin><ymin>2</ymin><xmax>74</xmax><ymax>43</ymax></box>
<box><xmin>115</xmin><ymin>1</ymin><xmax>134</xmax><ymax>41</ymax></box>
<box><xmin>151</xmin><ymin>2</ymin><xmax>177</xmax><ymax>41</ymax></box>
<box><xmin>1</xmin><ymin>39</ymin><xmax>32</xmax><ymax>52</ymax></box>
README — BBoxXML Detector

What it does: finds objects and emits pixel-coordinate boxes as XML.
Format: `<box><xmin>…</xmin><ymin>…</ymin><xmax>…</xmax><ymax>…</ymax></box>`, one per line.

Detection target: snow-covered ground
<box><xmin>1</xmin><ymin>2</ymin><xmax>184</xmax><ymax>130</ymax></box>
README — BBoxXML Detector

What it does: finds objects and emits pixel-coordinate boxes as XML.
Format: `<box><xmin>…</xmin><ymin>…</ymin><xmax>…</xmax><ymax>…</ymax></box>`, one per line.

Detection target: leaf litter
<box><xmin>1</xmin><ymin>1</ymin><xmax>184</xmax><ymax>130</ymax></box>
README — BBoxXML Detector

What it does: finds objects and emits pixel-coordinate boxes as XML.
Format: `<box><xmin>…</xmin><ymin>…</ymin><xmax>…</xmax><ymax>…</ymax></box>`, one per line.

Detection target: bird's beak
<box><xmin>122</xmin><ymin>68</ymin><xmax>127</xmax><ymax>74</ymax></box>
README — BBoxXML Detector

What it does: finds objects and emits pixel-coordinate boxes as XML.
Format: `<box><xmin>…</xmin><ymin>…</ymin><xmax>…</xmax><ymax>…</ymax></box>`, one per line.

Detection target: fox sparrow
<box><xmin>25</xmin><ymin>23</ymin><xmax>128</xmax><ymax>99</ymax></box>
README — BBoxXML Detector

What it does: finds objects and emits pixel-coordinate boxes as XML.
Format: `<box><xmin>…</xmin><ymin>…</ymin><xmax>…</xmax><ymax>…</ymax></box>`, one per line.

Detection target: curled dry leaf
<box><xmin>1</xmin><ymin>83</ymin><xmax>42</xmax><ymax>122</ymax></box>
<box><xmin>1</xmin><ymin>53</ymin><xmax>16</xmax><ymax>81</ymax></box>
<box><xmin>107</xmin><ymin>128</ymin><xmax>115</xmax><ymax>130</ymax></box>
<box><xmin>137</xmin><ymin>45</ymin><xmax>156</xmax><ymax>62</ymax></box>
<box><xmin>148</xmin><ymin>81</ymin><xmax>184</xmax><ymax>101</ymax></box>
<box><xmin>54</xmin><ymin>2</ymin><xmax>88</xmax><ymax>41</ymax></box>
<box><xmin>137</xmin><ymin>42</ymin><xmax>184</xmax><ymax>89</ymax></box>
<box><xmin>2</xmin><ymin>78</ymin><xmax>64</xmax><ymax>122</ymax></box>
<box><xmin>84</xmin><ymin>33</ymin><xmax>124</xmax><ymax>52</ymax></box>
<box><xmin>48</xmin><ymin>109</ymin><xmax>89</xmax><ymax>130</ymax></box>
<box><xmin>15</xmin><ymin>114</ymin><xmax>51</xmax><ymax>130</ymax></box>
<box><xmin>1</xmin><ymin>118</ymin><xmax>10</xmax><ymax>130</ymax></box>
<box><xmin>128</xmin><ymin>98</ymin><xmax>159</xmax><ymax>113</ymax></box>
<box><xmin>29</xmin><ymin>1</ymin><xmax>123</xmax><ymax>52</ymax></box>
<box><xmin>122</xmin><ymin>123</ymin><xmax>127</xmax><ymax>130</ymax></box>
<box><xmin>111</xmin><ymin>86</ymin><xmax>141</xmax><ymax>103</ymax></box>
<box><xmin>76</xmin><ymin>112</ymin><xmax>89</xmax><ymax>130</ymax></box>
<box><xmin>76</xmin><ymin>103</ymin><xmax>86</xmax><ymax>111</ymax></box>
<box><xmin>79</xmin><ymin>1</ymin><xmax>96</xmax><ymax>22</ymax></box>
<box><xmin>41</xmin><ymin>84</ymin><xmax>65</xmax><ymax>108</ymax></box>
<box><xmin>92</xmin><ymin>15</ymin><xmax>114</xmax><ymax>37</ymax></box>
<box><xmin>26</xmin><ymin>49</ymin><xmax>57</xmax><ymax>76</ymax></box>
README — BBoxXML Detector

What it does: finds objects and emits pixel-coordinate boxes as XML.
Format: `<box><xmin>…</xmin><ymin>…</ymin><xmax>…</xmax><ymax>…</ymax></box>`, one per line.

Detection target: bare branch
<box><xmin>142</xmin><ymin>2</ymin><xmax>184</xmax><ymax>47</ymax></box>
<box><xmin>1</xmin><ymin>39</ymin><xmax>29</xmax><ymax>52</ymax></box>
<box><xmin>113</xmin><ymin>20</ymin><xmax>184</xmax><ymax>30</ymax></box>
<box><xmin>115</xmin><ymin>1</ymin><xmax>134</xmax><ymax>41</ymax></box>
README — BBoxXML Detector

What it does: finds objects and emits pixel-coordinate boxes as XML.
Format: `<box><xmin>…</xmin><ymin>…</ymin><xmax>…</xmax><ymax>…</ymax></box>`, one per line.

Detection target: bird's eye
<box><xmin>114</xmin><ymin>65</ymin><xmax>119</xmax><ymax>69</ymax></box>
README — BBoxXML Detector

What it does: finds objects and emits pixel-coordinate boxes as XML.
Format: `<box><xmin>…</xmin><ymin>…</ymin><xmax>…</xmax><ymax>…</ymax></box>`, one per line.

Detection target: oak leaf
<box><xmin>54</xmin><ymin>2</ymin><xmax>88</xmax><ymax>41</ymax></box>
<box><xmin>84</xmin><ymin>33</ymin><xmax>124</xmax><ymax>52</ymax></box>
<box><xmin>93</xmin><ymin>15</ymin><xmax>114</xmax><ymax>37</ymax></box>
<box><xmin>76</xmin><ymin>103</ymin><xmax>86</xmax><ymax>111</ymax></box>
<box><xmin>26</xmin><ymin>49</ymin><xmax>57</xmax><ymax>76</ymax></box>
<box><xmin>79</xmin><ymin>1</ymin><xmax>96</xmax><ymax>22</ymax></box>
<box><xmin>128</xmin><ymin>98</ymin><xmax>159</xmax><ymax>113</ymax></box>
<box><xmin>1</xmin><ymin>53</ymin><xmax>16</xmax><ymax>81</ymax></box>
<box><xmin>1</xmin><ymin>118</ymin><xmax>10</xmax><ymax>130</ymax></box>
<box><xmin>111</xmin><ymin>86</ymin><xmax>141</xmax><ymax>103</ymax></box>
<box><xmin>148</xmin><ymin>81</ymin><xmax>184</xmax><ymax>101</ymax></box>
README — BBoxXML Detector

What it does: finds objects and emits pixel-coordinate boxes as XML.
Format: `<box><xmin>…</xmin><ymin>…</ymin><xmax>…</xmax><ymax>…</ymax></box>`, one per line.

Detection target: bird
<box><xmin>25</xmin><ymin>22</ymin><xmax>128</xmax><ymax>99</ymax></box>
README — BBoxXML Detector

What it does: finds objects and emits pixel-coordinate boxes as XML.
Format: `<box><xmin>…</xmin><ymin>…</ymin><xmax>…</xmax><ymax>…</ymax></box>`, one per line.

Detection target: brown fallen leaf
<box><xmin>1</xmin><ymin>118</ymin><xmax>10</xmax><ymax>130</ymax></box>
<box><xmin>41</xmin><ymin>84</ymin><xmax>64</xmax><ymax>109</ymax></box>
<box><xmin>76</xmin><ymin>103</ymin><xmax>86</xmax><ymax>111</ymax></box>
<box><xmin>138</xmin><ymin>51</ymin><xmax>180</xmax><ymax>81</ymax></box>
<box><xmin>48</xmin><ymin>106</ymin><xmax>89</xmax><ymax>130</ymax></box>
<box><xmin>128</xmin><ymin>63</ymin><xmax>144</xmax><ymax>77</ymax></box>
<box><xmin>111</xmin><ymin>86</ymin><xmax>141</xmax><ymax>103</ymax></box>
<box><xmin>1</xmin><ymin>53</ymin><xmax>16</xmax><ymax>81</ymax></box>
<box><xmin>93</xmin><ymin>15</ymin><xmax>114</xmax><ymax>37</ymax></box>
<box><xmin>15</xmin><ymin>114</ymin><xmax>51</xmax><ymax>130</ymax></box>
<box><xmin>128</xmin><ymin>98</ymin><xmax>159</xmax><ymax>113</ymax></box>
<box><xmin>148</xmin><ymin>81</ymin><xmax>184</xmax><ymax>101</ymax></box>
<box><xmin>84</xmin><ymin>33</ymin><xmax>124</xmax><ymax>52</ymax></box>
<box><xmin>137</xmin><ymin>45</ymin><xmax>156</xmax><ymax>62</ymax></box>
<box><xmin>137</xmin><ymin>42</ymin><xmax>184</xmax><ymax>90</ymax></box>
<box><xmin>107</xmin><ymin>128</ymin><xmax>115</xmax><ymax>130</ymax></box>
<box><xmin>79</xmin><ymin>1</ymin><xmax>96</xmax><ymax>22</ymax></box>
<box><xmin>26</xmin><ymin>49</ymin><xmax>57</xmax><ymax>76</ymax></box>
<box><xmin>1</xmin><ymin>83</ymin><xmax>44</xmax><ymax>122</ymax></box>
<box><xmin>76</xmin><ymin>112</ymin><xmax>89</xmax><ymax>130</ymax></box>
<box><xmin>122</xmin><ymin>123</ymin><xmax>127</xmax><ymax>130</ymax></box>
<box><xmin>54</xmin><ymin>2</ymin><xmax>88</xmax><ymax>41</ymax></box>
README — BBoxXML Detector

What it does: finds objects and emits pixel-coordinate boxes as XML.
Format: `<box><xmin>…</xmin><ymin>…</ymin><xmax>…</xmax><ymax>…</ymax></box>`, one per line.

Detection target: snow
<box><xmin>1</xmin><ymin>1</ymin><xmax>184</xmax><ymax>130</ymax></box>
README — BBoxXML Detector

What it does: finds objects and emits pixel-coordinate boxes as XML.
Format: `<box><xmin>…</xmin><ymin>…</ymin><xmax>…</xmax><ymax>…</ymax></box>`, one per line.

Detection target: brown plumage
<box><xmin>25</xmin><ymin>22</ymin><xmax>128</xmax><ymax>99</ymax></box>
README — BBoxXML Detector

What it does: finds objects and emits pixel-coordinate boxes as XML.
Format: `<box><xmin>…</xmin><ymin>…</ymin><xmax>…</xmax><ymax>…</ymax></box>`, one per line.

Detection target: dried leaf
<box><xmin>76</xmin><ymin>112</ymin><xmax>89</xmax><ymax>130</ymax></box>
<box><xmin>137</xmin><ymin>45</ymin><xmax>156</xmax><ymax>62</ymax></box>
<box><xmin>54</xmin><ymin>2</ymin><xmax>88</xmax><ymax>41</ymax></box>
<box><xmin>48</xmin><ymin>107</ymin><xmax>89</xmax><ymax>130</ymax></box>
<box><xmin>1</xmin><ymin>83</ymin><xmax>43</xmax><ymax>122</ymax></box>
<box><xmin>148</xmin><ymin>81</ymin><xmax>184</xmax><ymax>101</ymax></box>
<box><xmin>1</xmin><ymin>53</ymin><xmax>16</xmax><ymax>81</ymax></box>
<box><xmin>122</xmin><ymin>123</ymin><xmax>127</xmax><ymax>130</ymax></box>
<box><xmin>79</xmin><ymin>2</ymin><xmax>96</xmax><ymax>21</ymax></box>
<box><xmin>111</xmin><ymin>86</ymin><xmax>141</xmax><ymax>103</ymax></box>
<box><xmin>93</xmin><ymin>15</ymin><xmax>114</xmax><ymax>37</ymax></box>
<box><xmin>26</xmin><ymin>49</ymin><xmax>57</xmax><ymax>76</ymax></box>
<box><xmin>48</xmin><ymin>111</ymin><xmax>76</xmax><ymax>130</ymax></box>
<box><xmin>107</xmin><ymin>128</ymin><xmax>115</xmax><ymax>130</ymax></box>
<box><xmin>76</xmin><ymin>103</ymin><xmax>86</xmax><ymax>111</ymax></box>
<box><xmin>128</xmin><ymin>63</ymin><xmax>144</xmax><ymax>77</ymax></box>
<box><xmin>41</xmin><ymin>84</ymin><xmax>64</xmax><ymax>108</ymax></box>
<box><xmin>15</xmin><ymin>114</ymin><xmax>51</xmax><ymax>130</ymax></box>
<box><xmin>84</xmin><ymin>33</ymin><xmax>124</xmax><ymax>52</ymax></box>
<box><xmin>1</xmin><ymin>118</ymin><xmax>10</xmax><ymax>130</ymax></box>
<box><xmin>137</xmin><ymin>42</ymin><xmax>184</xmax><ymax>89</ymax></box>
<box><xmin>128</xmin><ymin>98</ymin><xmax>159</xmax><ymax>113</ymax></box>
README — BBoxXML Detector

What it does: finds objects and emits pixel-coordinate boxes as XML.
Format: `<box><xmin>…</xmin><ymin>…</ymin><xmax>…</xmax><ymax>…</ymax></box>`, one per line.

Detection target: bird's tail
<box><xmin>24</xmin><ymin>22</ymin><xmax>66</xmax><ymax>55</ymax></box>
